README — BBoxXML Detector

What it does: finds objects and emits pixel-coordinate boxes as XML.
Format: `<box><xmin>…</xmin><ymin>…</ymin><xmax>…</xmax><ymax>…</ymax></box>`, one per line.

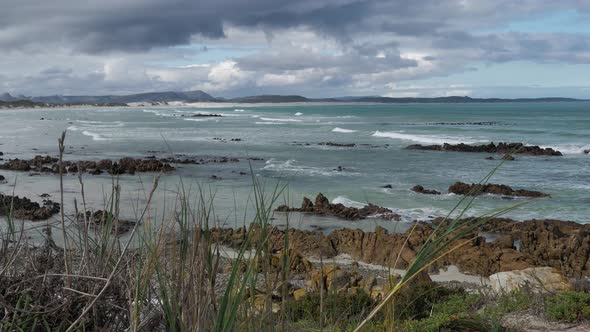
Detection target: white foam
<box><xmin>255</xmin><ymin>121</ymin><xmax>288</xmax><ymax>125</ymax></box>
<box><xmin>294</xmin><ymin>112</ymin><xmax>303</xmax><ymax>116</ymax></box>
<box><xmin>184</xmin><ymin>118</ymin><xmax>212</xmax><ymax>122</ymax></box>
<box><xmin>332</xmin><ymin>127</ymin><xmax>357</xmax><ymax>133</ymax></box>
<box><xmin>234</xmin><ymin>109</ymin><xmax>245</xmax><ymax>112</ymax></box>
<box><xmin>262</xmin><ymin>160</ymin><xmax>359</xmax><ymax>177</ymax></box>
<box><xmin>142</xmin><ymin>109</ymin><xmax>176</xmax><ymax>117</ymax></box>
<box><xmin>372</xmin><ymin>131</ymin><xmax>481</xmax><ymax>145</ymax></box>
<box><xmin>76</xmin><ymin>120</ymin><xmax>124</xmax><ymax>128</ymax></box>
<box><xmin>332</xmin><ymin>196</ymin><xmax>445</xmax><ymax>222</ymax></box>
<box><xmin>82</xmin><ymin>131</ymin><xmax>109</xmax><ymax>141</ymax></box>
<box><xmin>259</xmin><ymin>117</ymin><xmax>302</xmax><ymax>122</ymax></box>
<box><xmin>331</xmin><ymin>196</ymin><xmax>366</xmax><ymax>208</ymax></box>
<box><xmin>541</xmin><ymin>144</ymin><xmax>590</xmax><ymax>155</ymax></box>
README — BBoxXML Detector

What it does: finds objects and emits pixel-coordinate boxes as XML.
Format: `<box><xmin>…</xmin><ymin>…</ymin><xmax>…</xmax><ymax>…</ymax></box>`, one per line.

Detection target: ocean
<box><xmin>1</xmin><ymin>102</ymin><xmax>589</xmax><ymax>234</ymax></box>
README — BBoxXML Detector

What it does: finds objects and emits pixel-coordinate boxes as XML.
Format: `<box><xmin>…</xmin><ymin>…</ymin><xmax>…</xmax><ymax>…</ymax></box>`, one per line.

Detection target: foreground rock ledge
<box><xmin>213</xmin><ymin>218</ymin><xmax>590</xmax><ymax>278</ymax></box>
<box><xmin>405</xmin><ymin>142</ymin><xmax>563</xmax><ymax>156</ymax></box>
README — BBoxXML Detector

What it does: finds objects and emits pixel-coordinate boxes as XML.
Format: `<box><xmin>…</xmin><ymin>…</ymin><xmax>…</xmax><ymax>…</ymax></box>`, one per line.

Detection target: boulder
<box><xmin>489</xmin><ymin>267</ymin><xmax>571</xmax><ymax>293</ymax></box>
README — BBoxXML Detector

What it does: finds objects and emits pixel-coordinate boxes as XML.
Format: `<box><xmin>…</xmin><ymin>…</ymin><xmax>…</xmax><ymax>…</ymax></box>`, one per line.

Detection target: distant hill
<box><xmin>346</xmin><ymin>96</ymin><xmax>584</xmax><ymax>103</ymax></box>
<box><xmin>228</xmin><ymin>95</ymin><xmax>312</xmax><ymax>103</ymax></box>
<box><xmin>1</xmin><ymin>90</ymin><xmax>587</xmax><ymax>106</ymax></box>
<box><xmin>29</xmin><ymin>90</ymin><xmax>216</xmax><ymax>104</ymax></box>
<box><xmin>228</xmin><ymin>95</ymin><xmax>586</xmax><ymax>103</ymax></box>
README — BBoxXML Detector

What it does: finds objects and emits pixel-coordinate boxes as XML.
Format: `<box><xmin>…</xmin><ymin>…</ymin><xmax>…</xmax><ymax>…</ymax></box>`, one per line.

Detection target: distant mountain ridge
<box><xmin>0</xmin><ymin>90</ymin><xmax>587</xmax><ymax>105</ymax></box>
<box><xmin>0</xmin><ymin>90</ymin><xmax>216</xmax><ymax>104</ymax></box>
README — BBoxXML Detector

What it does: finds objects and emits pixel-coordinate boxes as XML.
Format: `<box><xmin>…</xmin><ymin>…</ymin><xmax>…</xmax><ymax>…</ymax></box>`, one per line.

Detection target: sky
<box><xmin>1</xmin><ymin>0</ymin><xmax>590</xmax><ymax>98</ymax></box>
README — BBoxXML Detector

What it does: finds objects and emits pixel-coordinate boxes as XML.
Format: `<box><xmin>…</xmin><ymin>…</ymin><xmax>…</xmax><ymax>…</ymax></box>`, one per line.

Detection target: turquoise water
<box><xmin>0</xmin><ymin>102</ymin><xmax>589</xmax><ymax>233</ymax></box>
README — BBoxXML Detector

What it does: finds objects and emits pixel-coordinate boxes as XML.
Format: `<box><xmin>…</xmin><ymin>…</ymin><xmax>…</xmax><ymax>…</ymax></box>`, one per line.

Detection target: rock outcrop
<box><xmin>448</xmin><ymin>181</ymin><xmax>549</xmax><ymax>198</ymax></box>
<box><xmin>0</xmin><ymin>194</ymin><xmax>60</xmax><ymax>220</ymax></box>
<box><xmin>405</xmin><ymin>142</ymin><xmax>562</xmax><ymax>156</ymax></box>
<box><xmin>275</xmin><ymin>193</ymin><xmax>401</xmax><ymax>221</ymax></box>
<box><xmin>0</xmin><ymin>155</ymin><xmax>248</xmax><ymax>175</ymax></box>
<box><xmin>411</xmin><ymin>185</ymin><xmax>441</xmax><ymax>195</ymax></box>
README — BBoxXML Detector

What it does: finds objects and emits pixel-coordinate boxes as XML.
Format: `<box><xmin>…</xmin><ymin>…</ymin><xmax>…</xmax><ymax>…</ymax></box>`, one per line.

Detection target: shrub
<box><xmin>545</xmin><ymin>291</ymin><xmax>590</xmax><ymax>322</ymax></box>
<box><xmin>287</xmin><ymin>290</ymin><xmax>378</xmax><ymax>327</ymax></box>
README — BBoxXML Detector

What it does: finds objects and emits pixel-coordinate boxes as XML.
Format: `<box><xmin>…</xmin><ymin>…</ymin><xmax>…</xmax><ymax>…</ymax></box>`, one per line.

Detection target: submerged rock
<box><xmin>411</xmin><ymin>185</ymin><xmax>441</xmax><ymax>195</ymax></box>
<box><xmin>0</xmin><ymin>194</ymin><xmax>60</xmax><ymax>220</ymax></box>
<box><xmin>275</xmin><ymin>193</ymin><xmax>401</xmax><ymax>221</ymax></box>
<box><xmin>77</xmin><ymin>210</ymin><xmax>136</xmax><ymax>235</ymax></box>
<box><xmin>448</xmin><ymin>181</ymin><xmax>549</xmax><ymax>198</ymax></box>
<box><xmin>405</xmin><ymin>142</ymin><xmax>562</xmax><ymax>156</ymax></box>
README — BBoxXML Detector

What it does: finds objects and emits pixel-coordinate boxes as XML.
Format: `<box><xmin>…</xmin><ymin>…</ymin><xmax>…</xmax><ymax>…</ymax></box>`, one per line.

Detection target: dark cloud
<box><xmin>2</xmin><ymin>1</ymin><xmax>590</xmax><ymax>97</ymax></box>
<box><xmin>1</xmin><ymin>0</ymin><xmax>586</xmax><ymax>53</ymax></box>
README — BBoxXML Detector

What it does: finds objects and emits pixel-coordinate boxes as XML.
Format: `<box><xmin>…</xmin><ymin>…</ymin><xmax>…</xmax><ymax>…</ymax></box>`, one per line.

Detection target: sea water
<box><xmin>0</xmin><ymin>102</ymin><xmax>588</xmax><ymax>234</ymax></box>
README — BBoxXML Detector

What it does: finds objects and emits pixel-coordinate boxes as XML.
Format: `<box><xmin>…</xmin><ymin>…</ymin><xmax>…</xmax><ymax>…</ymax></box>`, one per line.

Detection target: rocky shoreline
<box><xmin>213</xmin><ymin>216</ymin><xmax>590</xmax><ymax>278</ymax></box>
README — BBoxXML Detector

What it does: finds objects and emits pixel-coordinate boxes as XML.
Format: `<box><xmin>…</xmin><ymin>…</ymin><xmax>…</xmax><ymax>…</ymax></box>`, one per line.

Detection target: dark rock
<box><xmin>39</xmin><ymin>193</ymin><xmax>51</xmax><ymax>198</ymax></box>
<box><xmin>318</xmin><ymin>142</ymin><xmax>356</xmax><ymax>147</ymax></box>
<box><xmin>0</xmin><ymin>159</ymin><xmax>31</xmax><ymax>171</ymax></box>
<box><xmin>276</xmin><ymin>193</ymin><xmax>401</xmax><ymax>221</ymax></box>
<box><xmin>485</xmin><ymin>156</ymin><xmax>495</xmax><ymax>160</ymax></box>
<box><xmin>210</xmin><ymin>175</ymin><xmax>222</xmax><ymax>180</ymax></box>
<box><xmin>448</xmin><ymin>181</ymin><xmax>549</xmax><ymax>198</ymax></box>
<box><xmin>214</xmin><ymin>217</ymin><xmax>590</xmax><ymax>278</ymax></box>
<box><xmin>584</xmin><ymin>149</ymin><xmax>590</xmax><ymax>154</ymax></box>
<box><xmin>406</xmin><ymin>142</ymin><xmax>562</xmax><ymax>156</ymax></box>
<box><xmin>501</xmin><ymin>154</ymin><xmax>515</xmax><ymax>161</ymax></box>
<box><xmin>0</xmin><ymin>193</ymin><xmax>60</xmax><ymax>221</ymax></box>
<box><xmin>381</xmin><ymin>184</ymin><xmax>393</xmax><ymax>189</ymax></box>
<box><xmin>411</xmin><ymin>185</ymin><xmax>441</xmax><ymax>195</ymax></box>
<box><xmin>77</xmin><ymin>210</ymin><xmax>136</xmax><ymax>235</ymax></box>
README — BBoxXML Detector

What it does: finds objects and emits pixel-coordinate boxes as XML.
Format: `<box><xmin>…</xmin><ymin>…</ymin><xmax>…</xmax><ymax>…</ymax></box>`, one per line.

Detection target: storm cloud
<box><xmin>1</xmin><ymin>0</ymin><xmax>590</xmax><ymax>97</ymax></box>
